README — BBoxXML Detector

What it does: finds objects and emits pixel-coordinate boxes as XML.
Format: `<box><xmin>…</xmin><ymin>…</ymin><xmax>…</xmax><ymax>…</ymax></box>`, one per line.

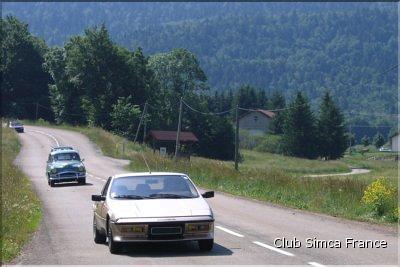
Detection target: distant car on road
<box><xmin>9</xmin><ymin>120</ymin><xmax>24</xmax><ymax>133</ymax></box>
<box><xmin>379</xmin><ymin>147</ymin><xmax>392</xmax><ymax>152</ymax></box>
<box><xmin>46</xmin><ymin>148</ymin><xmax>86</xmax><ymax>187</ymax></box>
<box><xmin>91</xmin><ymin>172</ymin><xmax>215</xmax><ymax>254</ymax></box>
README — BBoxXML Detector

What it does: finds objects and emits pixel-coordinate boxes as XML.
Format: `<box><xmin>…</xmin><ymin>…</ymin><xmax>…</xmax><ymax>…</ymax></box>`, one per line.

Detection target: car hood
<box><xmin>108</xmin><ymin>198</ymin><xmax>212</xmax><ymax>220</ymax></box>
<box><xmin>51</xmin><ymin>160</ymin><xmax>83</xmax><ymax>168</ymax></box>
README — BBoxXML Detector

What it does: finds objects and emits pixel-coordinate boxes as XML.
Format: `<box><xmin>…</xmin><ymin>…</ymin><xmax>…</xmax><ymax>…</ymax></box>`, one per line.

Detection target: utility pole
<box><xmin>234</xmin><ymin>104</ymin><xmax>239</xmax><ymax>171</ymax></box>
<box><xmin>35</xmin><ymin>102</ymin><xmax>39</xmax><ymax>120</ymax></box>
<box><xmin>134</xmin><ymin>102</ymin><xmax>148</xmax><ymax>144</ymax></box>
<box><xmin>348</xmin><ymin>124</ymin><xmax>352</xmax><ymax>155</ymax></box>
<box><xmin>175</xmin><ymin>97</ymin><xmax>183</xmax><ymax>159</ymax></box>
<box><xmin>143</xmin><ymin>116</ymin><xmax>147</xmax><ymax>144</ymax></box>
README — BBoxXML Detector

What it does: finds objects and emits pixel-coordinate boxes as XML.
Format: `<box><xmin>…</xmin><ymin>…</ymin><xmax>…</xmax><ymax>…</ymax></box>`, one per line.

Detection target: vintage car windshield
<box><xmin>11</xmin><ymin>122</ymin><xmax>22</xmax><ymax>126</ymax></box>
<box><xmin>53</xmin><ymin>152</ymin><xmax>81</xmax><ymax>161</ymax></box>
<box><xmin>110</xmin><ymin>175</ymin><xmax>199</xmax><ymax>199</ymax></box>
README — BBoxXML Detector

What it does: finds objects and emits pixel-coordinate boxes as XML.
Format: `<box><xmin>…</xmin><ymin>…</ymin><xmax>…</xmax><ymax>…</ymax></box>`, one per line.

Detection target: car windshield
<box><xmin>110</xmin><ymin>175</ymin><xmax>199</xmax><ymax>199</ymax></box>
<box><xmin>53</xmin><ymin>152</ymin><xmax>81</xmax><ymax>161</ymax></box>
<box><xmin>11</xmin><ymin>122</ymin><xmax>22</xmax><ymax>126</ymax></box>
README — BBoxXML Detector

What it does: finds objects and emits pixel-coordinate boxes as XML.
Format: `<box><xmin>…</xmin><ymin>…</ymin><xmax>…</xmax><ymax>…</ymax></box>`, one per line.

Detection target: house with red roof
<box><xmin>238</xmin><ymin>109</ymin><xmax>275</xmax><ymax>135</ymax></box>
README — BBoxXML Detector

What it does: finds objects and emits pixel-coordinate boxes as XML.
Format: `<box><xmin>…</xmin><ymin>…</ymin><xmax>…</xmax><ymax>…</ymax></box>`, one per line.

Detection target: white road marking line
<box><xmin>87</xmin><ymin>172</ymin><xmax>106</xmax><ymax>182</ymax></box>
<box><xmin>215</xmin><ymin>225</ymin><xmax>244</xmax><ymax>237</ymax></box>
<box><xmin>253</xmin><ymin>241</ymin><xmax>295</xmax><ymax>257</ymax></box>
<box><xmin>308</xmin><ymin>262</ymin><xmax>325</xmax><ymax>267</ymax></box>
<box><xmin>30</xmin><ymin>130</ymin><xmax>60</xmax><ymax>146</ymax></box>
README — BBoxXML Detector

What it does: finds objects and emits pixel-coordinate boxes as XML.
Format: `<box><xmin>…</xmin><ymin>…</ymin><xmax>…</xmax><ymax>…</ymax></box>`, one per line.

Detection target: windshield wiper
<box><xmin>148</xmin><ymin>193</ymin><xmax>193</xmax><ymax>199</ymax></box>
<box><xmin>113</xmin><ymin>195</ymin><xmax>147</xmax><ymax>199</ymax></box>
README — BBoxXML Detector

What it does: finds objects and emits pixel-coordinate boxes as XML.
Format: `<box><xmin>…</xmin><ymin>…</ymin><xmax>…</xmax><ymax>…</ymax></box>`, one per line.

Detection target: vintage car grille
<box><xmin>59</xmin><ymin>172</ymin><xmax>77</xmax><ymax>178</ymax></box>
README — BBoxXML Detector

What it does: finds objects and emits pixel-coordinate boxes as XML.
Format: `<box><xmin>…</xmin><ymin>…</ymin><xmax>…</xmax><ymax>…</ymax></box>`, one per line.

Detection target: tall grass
<box><xmin>128</xmin><ymin>150</ymin><xmax>373</xmax><ymax>221</ymax></box>
<box><xmin>240</xmin><ymin>149</ymin><xmax>350</xmax><ymax>175</ymax></box>
<box><xmin>1</xmin><ymin>126</ymin><xmax>42</xmax><ymax>263</ymax></box>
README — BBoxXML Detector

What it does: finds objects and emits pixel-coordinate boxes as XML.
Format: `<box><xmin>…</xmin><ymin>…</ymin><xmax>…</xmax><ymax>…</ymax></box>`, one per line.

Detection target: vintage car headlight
<box><xmin>50</xmin><ymin>168</ymin><xmax>58</xmax><ymax>174</ymax></box>
<box><xmin>78</xmin><ymin>165</ymin><xmax>85</xmax><ymax>172</ymax></box>
<box><xmin>185</xmin><ymin>222</ymin><xmax>213</xmax><ymax>233</ymax></box>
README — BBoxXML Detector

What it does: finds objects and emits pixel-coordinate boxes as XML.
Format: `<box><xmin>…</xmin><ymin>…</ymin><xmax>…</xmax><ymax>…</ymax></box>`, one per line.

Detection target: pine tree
<box><xmin>317</xmin><ymin>91</ymin><xmax>347</xmax><ymax>159</ymax></box>
<box><xmin>373</xmin><ymin>132</ymin><xmax>385</xmax><ymax>148</ymax></box>
<box><xmin>282</xmin><ymin>92</ymin><xmax>318</xmax><ymax>159</ymax></box>
<box><xmin>269</xmin><ymin>91</ymin><xmax>286</xmax><ymax>134</ymax></box>
<box><xmin>361</xmin><ymin>135</ymin><xmax>370</xmax><ymax>146</ymax></box>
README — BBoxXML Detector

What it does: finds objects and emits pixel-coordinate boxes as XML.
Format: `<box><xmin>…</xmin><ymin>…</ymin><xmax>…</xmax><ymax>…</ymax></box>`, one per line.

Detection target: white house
<box><xmin>238</xmin><ymin>109</ymin><xmax>275</xmax><ymax>135</ymax></box>
<box><xmin>390</xmin><ymin>133</ymin><xmax>399</xmax><ymax>152</ymax></box>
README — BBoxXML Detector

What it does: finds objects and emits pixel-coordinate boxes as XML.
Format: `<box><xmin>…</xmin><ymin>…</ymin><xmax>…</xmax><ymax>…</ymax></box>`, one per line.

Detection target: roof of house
<box><xmin>239</xmin><ymin>109</ymin><xmax>276</xmax><ymax>120</ymax></box>
<box><xmin>148</xmin><ymin>130</ymin><xmax>199</xmax><ymax>142</ymax></box>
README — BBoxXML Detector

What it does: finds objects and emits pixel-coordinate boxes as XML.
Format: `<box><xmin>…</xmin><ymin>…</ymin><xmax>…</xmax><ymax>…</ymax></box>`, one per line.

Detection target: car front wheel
<box><xmin>198</xmin><ymin>239</ymin><xmax>214</xmax><ymax>251</ymax></box>
<box><xmin>108</xmin><ymin>224</ymin><xmax>121</xmax><ymax>254</ymax></box>
<box><xmin>78</xmin><ymin>178</ymin><xmax>86</xmax><ymax>185</ymax></box>
<box><xmin>93</xmin><ymin>215</ymin><xmax>106</xmax><ymax>244</ymax></box>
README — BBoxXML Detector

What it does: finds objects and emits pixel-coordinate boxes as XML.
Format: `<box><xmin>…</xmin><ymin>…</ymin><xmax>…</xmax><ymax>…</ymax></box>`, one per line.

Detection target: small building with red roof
<box><xmin>146</xmin><ymin>130</ymin><xmax>199</xmax><ymax>157</ymax></box>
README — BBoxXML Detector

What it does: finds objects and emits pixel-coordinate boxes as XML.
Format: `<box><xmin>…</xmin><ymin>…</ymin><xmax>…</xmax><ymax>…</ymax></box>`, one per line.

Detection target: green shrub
<box><xmin>255</xmin><ymin>134</ymin><xmax>284</xmax><ymax>154</ymax></box>
<box><xmin>362</xmin><ymin>177</ymin><xmax>397</xmax><ymax>217</ymax></box>
<box><xmin>239</xmin><ymin>130</ymin><xmax>264</xmax><ymax>150</ymax></box>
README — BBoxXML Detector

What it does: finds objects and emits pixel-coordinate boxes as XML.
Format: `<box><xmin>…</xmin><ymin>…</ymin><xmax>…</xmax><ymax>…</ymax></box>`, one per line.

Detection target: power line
<box><xmin>182</xmin><ymin>99</ymin><xmax>234</xmax><ymax>115</ymax></box>
<box><xmin>238</xmin><ymin>103</ymin><xmax>308</xmax><ymax>113</ymax></box>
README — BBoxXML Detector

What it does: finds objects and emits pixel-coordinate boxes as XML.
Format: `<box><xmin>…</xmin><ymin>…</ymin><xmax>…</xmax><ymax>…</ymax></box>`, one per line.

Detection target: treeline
<box><xmin>0</xmin><ymin>16</ymin><xmax>384</xmax><ymax>161</ymax></box>
<box><xmin>206</xmin><ymin>87</ymin><xmax>348</xmax><ymax>159</ymax></box>
<box><xmin>1</xmin><ymin>17</ymin><xmax>235</xmax><ymax>160</ymax></box>
<box><xmin>3</xmin><ymin>3</ymin><xmax>397</xmax><ymax>127</ymax></box>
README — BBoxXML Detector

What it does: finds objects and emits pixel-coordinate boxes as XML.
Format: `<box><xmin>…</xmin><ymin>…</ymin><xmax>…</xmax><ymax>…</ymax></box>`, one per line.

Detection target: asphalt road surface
<box><xmin>11</xmin><ymin>126</ymin><xmax>398</xmax><ymax>265</ymax></box>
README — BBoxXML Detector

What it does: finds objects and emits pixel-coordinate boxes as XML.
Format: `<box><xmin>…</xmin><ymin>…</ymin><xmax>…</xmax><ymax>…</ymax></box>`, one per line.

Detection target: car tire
<box><xmin>78</xmin><ymin>178</ymin><xmax>86</xmax><ymax>185</ymax></box>
<box><xmin>108</xmin><ymin>224</ymin><xmax>121</xmax><ymax>254</ymax></box>
<box><xmin>93</xmin><ymin>215</ymin><xmax>106</xmax><ymax>244</ymax></box>
<box><xmin>50</xmin><ymin>180</ymin><xmax>55</xmax><ymax>187</ymax></box>
<box><xmin>198</xmin><ymin>239</ymin><xmax>214</xmax><ymax>251</ymax></box>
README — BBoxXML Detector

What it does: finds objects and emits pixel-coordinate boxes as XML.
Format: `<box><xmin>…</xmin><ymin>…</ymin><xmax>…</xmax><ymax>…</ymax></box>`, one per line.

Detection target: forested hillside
<box><xmin>2</xmin><ymin>2</ymin><xmax>398</xmax><ymax>126</ymax></box>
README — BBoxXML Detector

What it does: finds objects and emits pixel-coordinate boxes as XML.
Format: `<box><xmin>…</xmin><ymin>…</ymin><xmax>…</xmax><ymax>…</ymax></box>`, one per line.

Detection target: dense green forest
<box><xmin>1</xmin><ymin>2</ymin><xmax>398</xmax><ymax>148</ymax></box>
<box><xmin>1</xmin><ymin>15</ymin><xmax>351</xmax><ymax>160</ymax></box>
<box><xmin>3</xmin><ymin>2</ymin><xmax>397</xmax><ymax>128</ymax></box>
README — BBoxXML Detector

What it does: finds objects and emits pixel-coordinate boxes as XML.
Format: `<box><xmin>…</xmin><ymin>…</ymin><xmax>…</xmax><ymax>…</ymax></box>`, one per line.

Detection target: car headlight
<box><xmin>120</xmin><ymin>224</ymin><xmax>148</xmax><ymax>234</ymax></box>
<box><xmin>185</xmin><ymin>222</ymin><xmax>213</xmax><ymax>233</ymax></box>
<box><xmin>78</xmin><ymin>165</ymin><xmax>85</xmax><ymax>172</ymax></box>
<box><xmin>50</xmin><ymin>168</ymin><xmax>58</xmax><ymax>174</ymax></box>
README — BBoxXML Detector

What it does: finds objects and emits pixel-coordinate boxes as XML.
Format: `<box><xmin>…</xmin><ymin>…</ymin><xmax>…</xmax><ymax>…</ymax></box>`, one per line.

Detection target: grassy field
<box><xmin>24</xmin><ymin>120</ymin><xmax>399</xmax><ymax>224</ymax></box>
<box><xmin>240</xmin><ymin>149</ymin><xmax>350</xmax><ymax>175</ymax></box>
<box><xmin>1</xmin><ymin>126</ymin><xmax>42</xmax><ymax>263</ymax></box>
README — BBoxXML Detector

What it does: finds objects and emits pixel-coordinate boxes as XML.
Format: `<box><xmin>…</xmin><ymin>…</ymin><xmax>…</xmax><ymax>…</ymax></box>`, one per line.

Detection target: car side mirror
<box><xmin>201</xmin><ymin>191</ymin><xmax>214</xmax><ymax>198</ymax></box>
<box><xmin>91</xmin><ymin>195</ymin><xmax>106</xmax><ymax>201</ymax></box>
<box><xmin>81</xmin><ymin>158</ymin><xmax>85</xmax><ymax>162</ymax></box>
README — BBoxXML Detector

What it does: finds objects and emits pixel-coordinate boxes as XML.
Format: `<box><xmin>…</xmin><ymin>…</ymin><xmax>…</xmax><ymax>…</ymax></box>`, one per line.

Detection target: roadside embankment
<box><xmin>1</xmin><ymin>126</ymin><xmax>42</xmax><ymax>263</ymax></box>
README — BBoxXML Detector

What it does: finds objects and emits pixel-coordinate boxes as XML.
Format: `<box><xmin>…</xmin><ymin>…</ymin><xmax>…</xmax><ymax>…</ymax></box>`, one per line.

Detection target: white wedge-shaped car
<box><xmin>91</xmin><ymin>172</ymin><xmax>215</xmax><ymax>254</ymax></box>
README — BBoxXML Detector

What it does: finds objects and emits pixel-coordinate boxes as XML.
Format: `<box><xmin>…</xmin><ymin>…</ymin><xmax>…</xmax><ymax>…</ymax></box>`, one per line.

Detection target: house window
<box><xmin>254</xmin><ymin>116</ymin><xmax>258</xmax><ymax>123</ymax></box>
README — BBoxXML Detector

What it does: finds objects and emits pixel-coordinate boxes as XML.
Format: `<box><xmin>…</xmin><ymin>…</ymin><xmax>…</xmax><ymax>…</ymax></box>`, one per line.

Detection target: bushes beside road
<box><xmin>1</xmin><ymin>126</ymin><xmax>42</xmax><ymax>263</ymax></box>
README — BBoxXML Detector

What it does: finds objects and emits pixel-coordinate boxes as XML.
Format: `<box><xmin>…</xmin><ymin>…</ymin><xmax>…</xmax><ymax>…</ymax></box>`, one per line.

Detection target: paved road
<box><xmin>11</xmin><ymin>126</ymin><xmax>398</xmax><ymax>265</ymax></box>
